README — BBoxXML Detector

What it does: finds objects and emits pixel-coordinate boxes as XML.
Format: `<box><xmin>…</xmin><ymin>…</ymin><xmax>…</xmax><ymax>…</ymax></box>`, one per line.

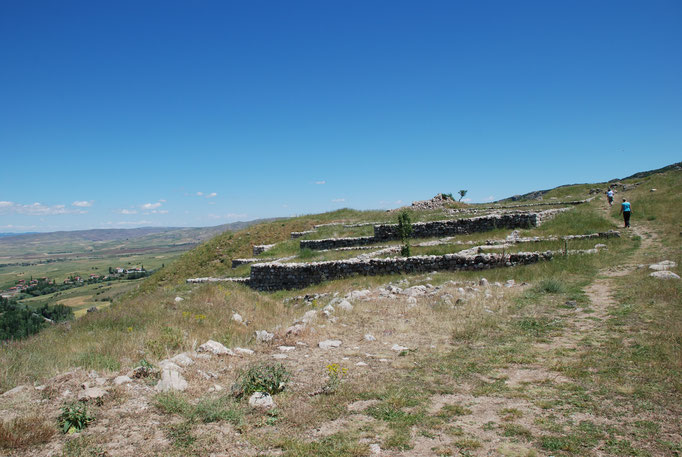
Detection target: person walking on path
<box><xmin>606</xmin><ymin>189</ymin><xmax>615</xmax><ymax>206</ymax></box>
<box><xmin>620</xmin><ymin>198</ymin><xmax>632</xmax><ymax>228</ymax></box>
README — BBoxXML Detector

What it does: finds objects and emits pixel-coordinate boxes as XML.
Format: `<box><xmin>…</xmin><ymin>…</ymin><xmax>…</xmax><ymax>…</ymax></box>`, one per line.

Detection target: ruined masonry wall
<box><xmin>373</xmin><ymin>213</ymin><xmax>538</xmax><ymax>241</ymax></box>
<box><xmin>249</xmin><ymin>251</ymin><xmax>551</xmax><ymax>291</ymax></box>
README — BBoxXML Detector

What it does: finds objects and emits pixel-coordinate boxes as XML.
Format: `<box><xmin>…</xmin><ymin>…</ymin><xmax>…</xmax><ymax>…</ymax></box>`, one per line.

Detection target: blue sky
<box><xmin>1</xmin><ymin>0</ymin><xmax>680</xmax><ymax>232</ymax></box>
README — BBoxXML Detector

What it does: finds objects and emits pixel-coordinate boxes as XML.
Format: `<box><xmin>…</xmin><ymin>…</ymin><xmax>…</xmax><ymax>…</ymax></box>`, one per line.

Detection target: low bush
<box><xmin>232</xmin><ymin>362</ymin><xmax>290</xmax><ymax>398</ymax></box>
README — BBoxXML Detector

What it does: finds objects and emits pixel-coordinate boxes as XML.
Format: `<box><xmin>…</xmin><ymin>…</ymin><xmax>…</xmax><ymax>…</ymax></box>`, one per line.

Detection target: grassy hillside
<box><xmin>0</xmin><ymin>166</ymin><xmax>679</xmax><ymax>457</ymax></box>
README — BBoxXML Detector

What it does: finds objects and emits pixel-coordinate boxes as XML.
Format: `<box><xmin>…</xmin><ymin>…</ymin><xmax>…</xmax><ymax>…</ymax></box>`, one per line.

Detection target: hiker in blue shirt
<box><xmin>619</xmin><ymin>198</ymin><xmax>632</xmax><ymax>228</ymax></box>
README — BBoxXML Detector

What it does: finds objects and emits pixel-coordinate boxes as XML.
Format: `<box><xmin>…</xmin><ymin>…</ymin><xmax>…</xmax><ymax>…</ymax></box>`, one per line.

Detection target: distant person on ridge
<box><xmin>606</xmin><ymin>189</ymin><xmax>615</xmax><ymax>206</ymax></box>
<box><xmin>619</xmin><ymin>198</ymin><xmax>632</xmax><ymax>228</ymax></box>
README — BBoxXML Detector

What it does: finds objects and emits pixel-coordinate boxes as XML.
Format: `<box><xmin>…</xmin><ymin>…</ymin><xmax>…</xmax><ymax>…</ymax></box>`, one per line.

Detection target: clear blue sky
<box><xmin>1</xmin><ymin>0</ymin><xmax>680</xmax><ymax>232</ymax></box>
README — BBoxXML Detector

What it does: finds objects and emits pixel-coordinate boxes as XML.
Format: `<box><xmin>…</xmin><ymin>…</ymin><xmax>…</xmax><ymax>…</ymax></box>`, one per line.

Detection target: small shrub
<box><xmin>535</xmin><ymin>278</ymin><xmax>566</xmax><ymax>294</ymax></box>
<box><xmin>299</xmin><ymin>248</ymin><xmax>318</xmax><ymax>260</ymax></box>
<box><xmin>58</xmin><ymin>402</ymin><xmax>94</xmax><ymax>434</ymax></box>
<box><xmin>154</xmin><ymin>391</ymin><xmax>191</xmax><ymax>415</ymax></box>
<box><xmin>145</xmin><ymin>326</ymin><xmax>185</xmax><ymax>358</ymax></box>
<box><xmin>193</xmin><ymin>396</ymin><xmax>243</xmax><ymax>424</ymax></box>
<box><xmin>232</xmin><ymin>362</ymin><xmax>290</xmax><ymax>398</ymax></box>
<box><xmin>0</xmin><ymin>415</ymin><xmax>54</xmax><ymax>449</ymax></box>
<box><xmin>398</xmin><ymin>211</ymin><xmax>413</xmax><ymax>257</ymax></box>
<box><xmin>323</xmin><ymin>363</ymin><xmax>348</xmax><ymax>394</ymax></box>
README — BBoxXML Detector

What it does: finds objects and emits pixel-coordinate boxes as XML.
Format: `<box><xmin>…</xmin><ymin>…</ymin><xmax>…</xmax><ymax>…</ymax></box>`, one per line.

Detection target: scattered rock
<box><xmin>322</xmin><ymin>304</ymin><xmax>335</xmax><ymax>317</ymax></box>
<box><xmin>356</xmin><ymin>361</ymin><xmax>368</xmax><ymax>367</ymax></box>
<box><xmin>278</xmin><ymin>346</ymin><xmax>295</xmax><ymax>352</ymax></box>
<box><xmin>649</xmin><ymin>260</ymin><xmax>677</xmax><ymax>271</ymax></box>
<box><xmin>301</xmin><ymin>310</ymin><xmax>317</xmax><ymax>324</ymax></box>
<box><xmin>255</xmin><ymin>330</ymin><xmax>274</xmax><ymax>343</ymax></box>
<box><xmin>505</xmin><ymin>279</ymin><xmax>516</xmax><ymax>287</ymax></box>
<box><xmin>403</xmin><ymin>285</ymin><xmax>427</xmax><ymax>297</ymax></box>
<box><xmin>170</xmin><ymin>352</ymin><xmax>194</xmax><ymax>367</ymax></box>
<box><xmin>174</xmin><ymin>296</ymin><xmax>184</xmax><ymax>303</ymax></box>
<box><xmin>391</xmin><ymin>344</ymin><xmax>409</xmax><ymax>352</ymax></box>
<box><xmin>650</xmin><ymin>271</ymin><xmax>680</xmax><ymax>280</ymax></box>
<box><xmin>156</xmin><ymin>368</ymin><xmax>188</xmax><ymax>392</ymax></box>
<box><xmin>347</xmin><ymin>289</ymin><xmax>371</xmax><ymax>300</ymax></box>
<box><xmin>370</xmin><ymin>443</ymin><xmax>382</xmax><ymax>455</ymax></box>
<box><xmin>285</xmin><ymin>324</ymin><xmax>306</xmax><ymax>336</ymax></box>
<box><xmin>406</xmin><ymin>296</ymin><xmax>418</xmax><ymax>307</ymax></box>
<box><xmin>231</xmin><ymin>313</ymin><xmax>244</xmax><ymax>324</ymax></box>
<box><xmin>198</xmin><ymin>340</ymin><xmax>234</xmax><ymax>356</ymax></box>
<box><xmin>112</xmin><ymin>376</ymin><xmax>131</xmax><ymax>386</ymax></box>
<box><xmin>565</xmin><ymin>300</ymin><xmax>578</xmax><ymax>308</ymax></box>
<box><xmin>272</xmin><ymin>354</ymin><xmax>288</xmax><ymax>360</ymax></box>
<box><xmin>234</xmin><ymin>347</ymin><xmax>255</xmax><ymax>356</ymax></box>
<box><xmin>364</xmin><ymin>334</ymin><xmax>376</xmax><ymax>342</ymax></box>
<box><xmin>1</xmin><ymin>385</ymin><xmax>29</xmax><ymax>397</ymax></box>
<box><xmin>479</xmin><ymin>278</ymin><xmax>489</xmax><ymax>287</ymax></box>
<box><xmin>249</xmin><ymin>392</ymin><xmax>275</xmax><ymax>410</ymax></box>
<box><xmin>318</xmin><ymin>340</ymin><xmax>342</xmax><ymax>349</ymax></box>
<box><xmin>158</xmin><ymin>361</ymin><xmax>183</xmax><ymax>372</ymax></box>
<box><xmin>78</xmin><ymin>387</ymin><xmax>108</xmax><ymax>402</ymax></box>
<box><xmin>337</xmin><ymin>299</ymin><xmax>353</xmax><ymax>311</ymax></box>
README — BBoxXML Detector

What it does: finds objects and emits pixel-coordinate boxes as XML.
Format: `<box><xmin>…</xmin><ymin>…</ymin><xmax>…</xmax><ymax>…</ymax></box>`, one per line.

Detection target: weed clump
<box><xmin>232</xmin><ymin>362</ymin><xmax>290</xmax><ymax>398</ymax></box>
<box><xmin>535</xmin><ymin>278</ymin><xmax>566</xmax><ymax>294</ymax></box>
<box><xmin>58</xmin><ymin>402</ymin><xmax>94</xmax><ymax>434</ymax></box>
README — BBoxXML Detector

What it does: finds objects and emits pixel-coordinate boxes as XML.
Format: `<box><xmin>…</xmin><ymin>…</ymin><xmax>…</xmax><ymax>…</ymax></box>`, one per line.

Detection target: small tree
<box><xmin>458</xmin><ymin>190</ymin><xmax>468</xmax><ymax>201</ymax></box>
<box><xmin>397</xmin><ymin>211</ymin><xmax>413</xmax><ymax>257</ymax></box>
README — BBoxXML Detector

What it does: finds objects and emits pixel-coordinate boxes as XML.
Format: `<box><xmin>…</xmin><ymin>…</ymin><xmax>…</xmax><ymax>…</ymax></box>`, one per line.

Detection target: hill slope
<box><xmin>0</xmin><ymin>166</ymin><xmax>680</xmax><ymax>457</ymax></box>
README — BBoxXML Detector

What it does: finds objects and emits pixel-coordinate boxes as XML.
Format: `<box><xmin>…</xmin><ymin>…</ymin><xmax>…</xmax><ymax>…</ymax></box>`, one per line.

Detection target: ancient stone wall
<box><xmin>373</xmin><ymin>213</ymin><xmax>539</xmax><ymax>241</ymax></box>
<box><xmin>249</xmin><ymin>251</ymin><xmax>552</xmax><ymax>291</ymax></box>
<box><xmin>299</xmin><ymin>236</ymin><xmax>377</xmax><ymax>250</ymax></box>
<box><xmin>253</xmin><ymin>244</ymin><xmax>276</xmax><ymax>256</ymax></box>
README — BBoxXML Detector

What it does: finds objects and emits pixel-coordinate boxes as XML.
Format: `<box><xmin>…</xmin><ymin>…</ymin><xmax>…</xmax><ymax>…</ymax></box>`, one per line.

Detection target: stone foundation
<box><xmin>249</xmin><ymin>251</ymin><xmax>553</xmax><ymax>291</ymax></box>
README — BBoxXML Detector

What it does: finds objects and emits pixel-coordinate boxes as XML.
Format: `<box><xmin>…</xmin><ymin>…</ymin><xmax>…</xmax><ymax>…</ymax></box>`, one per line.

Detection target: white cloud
<box><xmin>117</xmin><ymin>209</ymin><xmax>138</xmax><ymax>215</ymax></box>
<box><xmin>485</xmin><ymin>195</ymin><xmax>495</xmax><ymax>202</ymax></box>
<box><xmin>102</xmin><ymin>220</ymin><xmax>153</xmax><ymax>227</ymax></box>
<box><xmin>206</xmin><ymin>192</ymin><xmax>217</xmax><ymax>198</ymax></box>
<box><xmin>315</xmin><ymin>180</ymin><xmax>326</xmax><ymax>185</ymax></box>
<box><xmin>208</xmin><ymin>213</ymin><xmax>247</xmax><ymax>220</ymax></box>
<box><xmin>196</xmin><ymin>192</ymin><xmax>204</xmax><ymax>196</ymax></box>
<box><xmin>331</xmin><ymin>198</ymin><xmax>345</xmax><ymax>203</ymax></box>
<box><xmin>462</xmin><ymin>198</ymin><xmax>472</xmax><ymax>203</ymax></box>
<box><xmin>149</xmin><ymin>210</ymin><xmax>169</xmax><ymax>214</ymax></box>
<box><xmin>72</xmin><ymin>200</ymin><xmax>94</xmax><ymax>207</ymax></box>
<box><xmin>0</xmin><ymin>202</ymin><xmax>86</xmax><ymax>216</ymax></box>
<box><xmin>159</xmin><ymin>199</ymin><xmax>166</xmax><ymax>203</ymax></box>
<box><xmin>394</xmin><ymin>200</ymin><xmax>403</xmax><ymax>205</ymax></box>
<box><xmin>141</xmin><ymin>202</ymin><xmax>162</xmax><ymax>210</ymax></box>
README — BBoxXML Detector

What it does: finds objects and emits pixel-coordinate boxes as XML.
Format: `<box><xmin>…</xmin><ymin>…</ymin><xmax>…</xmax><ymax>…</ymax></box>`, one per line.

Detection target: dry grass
<box><xmin>0</xmin><ymin>415</ymin><xmax>54</xmax><ymax>449</ymax></box>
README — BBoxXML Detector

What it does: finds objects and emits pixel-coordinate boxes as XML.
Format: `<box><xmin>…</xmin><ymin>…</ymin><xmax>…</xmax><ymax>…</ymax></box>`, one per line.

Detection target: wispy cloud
<box><xmin>208</xmin><ymin>213</ymin><xmax>247</xmax><ymax>220</ymax></box>
<box><xmin>195</xmin><ymin>192</ymin><xmax>204</xmax><ymax>196</ymax></box>
<box><xmin>72</xmin><ymin>200</ymin><xmax>94</xmax><ymax>207</ymax></box>
<box><xmin>141</xmin><ymin>202</ymin><xmax>162</xmax><ymax>210</ymax></box>
<box><xmin>331</xmin><ymin>198</ymin><xmax>345</xmax><ymax>203</ymax></box>
<box><xmin>102</xmin><ymin>220</ymin><xmax>153</xmax><ymax>227</ymax></box>
<box><xmin>117</xmin><ymin>209</ymin><xmax>138</xmax><ymax>215</ymax></box>
<box><xmin>462</xmin><ymin>198</ymin><xmax>472</xmax><ymax>203</ymax></box>
<box><xmin>206</xmin><ymin>192</ymin><xmax>217</xmax><ymax>198</ymax></box>
<box><xmin>485</xmin><ymin>195</ymin><xmax>495</xmax><ymax>202</ymax></box>
<box><xmin>0</xmin><ymin>202</ymin><xmax>87</xmax><ymax>216</ymax></box>
<box><xmin>315</xmin><ymin>180</ymin><xmax>326</xmax><ymax>185</ymax></box>
<box><xmin>149</xmin><ymin>210</ymin><xmax>169</xmax><ymax>214</ymax></box>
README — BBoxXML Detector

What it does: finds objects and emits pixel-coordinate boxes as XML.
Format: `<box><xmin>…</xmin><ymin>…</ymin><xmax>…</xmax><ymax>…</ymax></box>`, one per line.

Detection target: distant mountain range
<box><xmin>0</xmin><ymin>219</ymin><xmax>280</xmax><ymax>259</ymax></box>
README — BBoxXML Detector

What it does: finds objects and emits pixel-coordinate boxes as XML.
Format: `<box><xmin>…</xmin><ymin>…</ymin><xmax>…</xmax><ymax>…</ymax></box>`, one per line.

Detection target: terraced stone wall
<box><xmin>249</xmin><ymin>251</ymin><xmax>552</xmax><ymax>291</ymax></box>
<box><xmin>373</xmin><ymin>213</ymin><xmax>539</xmax><ymax>241</ymax></box>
